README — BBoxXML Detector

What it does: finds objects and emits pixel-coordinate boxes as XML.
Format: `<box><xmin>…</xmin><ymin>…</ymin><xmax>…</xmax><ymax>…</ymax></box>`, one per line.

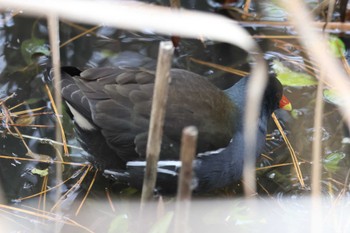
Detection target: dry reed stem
<box><xmin>44</xmin><ymin>84</ymin><xmax>69</xmax><ymax>156</ymax></box>
<box><xmin>105</xmin><ymin>188</ymin><xmax>115</xmax><ymax>212</ymax></box>
<box><xmin>272</xmin><ymin>113</ymin><xmax>305</xmax><ymax>188</ymax></box>
<box><xmin>309</xmin><ymin>1</ymin><xmax>333</xmax><ymax>229</ymax></box>
<box><xmin>243</xmin><ymin>61</ymin><xmax>268</xmax><ymax>196</ymax></box>
<box><xmin>326</xmin><ymin>0</ymin><xmax>336</xmax><ymax>26</ymax></box>
<box><xmin>141</xmin><ymin>41</ymin><xmax>174</xmax><ymax>204</ymax></box>
<box><xmin>60</xmin><ymin>25</ymin><xmax>100</xmax><ymax>48</ymax></box>
<box><xmin>38</xmin><ymin>175</ymin><xmax>48</xmax><ymax>211</ymax></box>
<box><xmin>0</xmin><ymin>154</ymin><xmax>85</xmax><ymax>166</ymax></box>
<box><xmin>17</xmin><ymin>165</ymin><xmax>88</xmax><ymax>201</ymax></box>
<box><xmin>189</xmin><ymin>57</ymin><xmax>248</xmax><ymax>76</ymax></box>
<box><xmin>45</xmin><ymin>18</ymin><xmax>65</xmax><ymax>221</ymax></box>
<box><xmin>311</xmin><ymin>0</ymin><xmax>331</xmax><ymax>16</ymax></box>
<box><xmin>0</xmin><ymin>130</ymin><xmax>83</xmax><ymax>150</ymax></box>
<box><xmin>1</xmin><ymin>103</ymin><xmax>34</xmax><ymax>156</ymax></box>
<box><xmin>0</xmin><ymin>93</ymin><xmax>16</xmax><ymax>105</ymax></box>
<box><xmin>75</xmin><ymin>169</ymin><xmax>98</xmax><ymax>216</ymax></box>
<box><xmin>0</xmin><ymin>204</ymin><xmax>94</xmax><ymax>233</ymax></box>
<box><xmin>8</xmin><ymin>124</ymin><xmax>53</xmax><ymax>128</ymax></box>
<box><xmin>256</xmin><ymin>161</ymin><xmax>308</xmax><ymax>171</ymax></box>
<box><xmin>174</xmin><ymin>126</ymin><xmax>198</xmax><ymax>233</ymax></box>
<box><xmin>7</xmin><ymin>101</ymin><xmax>26</xmax><ymax>111</ymax></box>
<box><xmin>13</xmin><ymin>112</ymin><xmax>53</xmax><ymax>118</ymax></box>
<box><xmin>311</xmin><ymin>69</ymin><xmax>325</xmax><ymax>198</ymax></box>
<box><xmin>242</xmin><ymin>0</ymin><xmax>251</xmax><ymax>20</ymax></box>
<box><xmin>61</xmin><ymin>20</ymin><xmax>100</xmax><ymax>36</ymax></box>
<box><xmin>50</xmin><ymin>165</ymin><xmax>92</xmax><ymax>212</ymax></box>
<box><xmin>8</xmin><ymin>106</ymin><xmax>47</xmax><ymax>115</ymax></box>
<box><xmin>176</xmin><ymin>126</ymin><xmax>198</xmax><ymax>201</ymax></box>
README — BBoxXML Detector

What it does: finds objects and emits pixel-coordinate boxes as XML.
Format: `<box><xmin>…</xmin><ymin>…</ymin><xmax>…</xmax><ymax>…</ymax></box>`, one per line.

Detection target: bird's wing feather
<box><xmin>69</xmin><ymin>67</ymin><xmax>238</xmax><ymax>160</ymax></box>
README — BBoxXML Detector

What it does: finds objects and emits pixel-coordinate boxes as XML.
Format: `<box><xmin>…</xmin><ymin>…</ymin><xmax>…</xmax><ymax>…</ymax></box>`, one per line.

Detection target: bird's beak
<box><xmin>279</xmin><ymin>95</ymin><xmax>292</xmax><ymax>111</ymax></box>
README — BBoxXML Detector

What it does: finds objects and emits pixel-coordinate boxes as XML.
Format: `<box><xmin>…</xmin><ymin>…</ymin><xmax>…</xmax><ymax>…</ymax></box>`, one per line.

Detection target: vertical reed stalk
<box><xmin>141</xmin><ymin>41</ymin><xmax>174</xmax><ymax>204</ymax></box>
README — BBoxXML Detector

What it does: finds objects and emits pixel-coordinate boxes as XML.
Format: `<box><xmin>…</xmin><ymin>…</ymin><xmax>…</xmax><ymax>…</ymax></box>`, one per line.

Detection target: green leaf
<box><xmin>149</xmin><ymin>211</ymin><xmax>174</xmax><ymax>233</ymax></box>
<box><xmin>21</xmin><ymin>38</ymin><xmax>50</xmax><ymax>65</ymax></box>
<box><xmin>272</xmin><ymin>60</ymin><xmax>318</xmax><ymax>87</ymax></box>
<box><xmin>328</xmin><ymin>36</ymin><xmax>345</xmax><ymax>58</ymax></box>
<box><xmin>323</xmin><ymin>152</ymin><xmax>346</xmax><ymax>173</ymax></box>
<box><xmin>323</xmin><ymin>89</ymin><xmax>345</xmax><ymax>106</ymax></box>
<box><xmin>108</xmin><ymin>214</ymin><xmax>129</xmax><ymax>233</ymax></box>
<box><xmin>31</xmin><ymin>168</ymin><xmax>48</xmax><ymax>177</ymax></box>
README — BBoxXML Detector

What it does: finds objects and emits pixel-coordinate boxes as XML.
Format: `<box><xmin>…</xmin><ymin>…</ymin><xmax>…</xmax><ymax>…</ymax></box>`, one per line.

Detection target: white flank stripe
<box><xmin>156</xmin><ymin>168</ymin><xmax>178</xmax><ymax>176</ymax></box>
<box><xmin>127</xmin><ymin>160</ymin><xmax>182</xmax><ymax>168</ymax></box>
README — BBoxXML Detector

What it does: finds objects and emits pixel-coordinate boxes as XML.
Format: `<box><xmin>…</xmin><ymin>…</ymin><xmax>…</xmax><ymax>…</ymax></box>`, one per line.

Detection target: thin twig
<box><xmin>50</xmin><ymin>165</ymin><xmax>92</xmax><ymax>212</ymax></box>
<box><xmin>60</xmin><ymin>25</ymin><xmax>100</xmax><ymax>48</ymax></box>
<box><xmin>75</xmin><ymin>169</ymin><xmax>98</xmax><ymax>216</ymax></box>
<box><xmin>0</xmin><ymin>204</ymin><xmax>94</xmax><ymax>233</ymax></box>
<box><xmin>0</xmin><ymin>154</ymin><xmax>86</xmax><ymax>166</ymax></box>
<box><xmin>0</xmin><ymin>130</ymin><xmax>83</xmax><ymax>150</ymax></box>
<box><xmin>17</xmin><ymin>165</ymin><xmax>88</xmax><ymax>201</ymax></box>
<box><xmin>1</xmin><ymin>103</ymin><xmax>34</xmax><ymax>156</ymax></box>
<box><xmin>189</xmin><ymin>57</ymin><xmax>248</xmax><ymax>77</ymax></box>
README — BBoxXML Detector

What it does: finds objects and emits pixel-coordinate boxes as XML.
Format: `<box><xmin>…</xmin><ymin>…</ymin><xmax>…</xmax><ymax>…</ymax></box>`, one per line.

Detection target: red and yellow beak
<box><xmin>279</xmin><ymin>95</ymin><xmax>292</xmax><ymax>111</ymax></box>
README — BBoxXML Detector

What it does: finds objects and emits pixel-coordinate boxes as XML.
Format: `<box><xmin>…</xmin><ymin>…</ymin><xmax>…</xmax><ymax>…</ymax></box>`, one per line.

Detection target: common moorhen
<box><xmin>59</xmin><ymin>57</ymin><xmax>290</xmax><ymax>193</ymax></box>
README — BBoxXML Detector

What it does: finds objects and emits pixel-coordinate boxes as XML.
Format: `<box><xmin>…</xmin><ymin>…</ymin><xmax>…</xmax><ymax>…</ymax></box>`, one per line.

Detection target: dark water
<box><xmin>0</xmin><ymin>4</ymin><xmax>251</xmax><ymax>201</ymax></box>
<box><xmin>0</xmin><ymin>1</ymin><xmax>350</xmax><ymax>231</ymax></box>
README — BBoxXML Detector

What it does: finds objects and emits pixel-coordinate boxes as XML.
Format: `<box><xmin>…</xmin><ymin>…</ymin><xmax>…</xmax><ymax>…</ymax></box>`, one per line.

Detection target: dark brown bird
<box><xmin>59</xmin><ymin>57</ymin><xmax>290</xmax><ymax>192</ymax></box>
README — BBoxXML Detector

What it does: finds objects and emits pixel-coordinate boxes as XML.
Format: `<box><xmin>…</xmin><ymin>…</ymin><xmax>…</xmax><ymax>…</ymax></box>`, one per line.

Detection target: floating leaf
<box><xmin>272</xmin><ymin>60</ymin><xmax>318</xmax><ymax>87</ymax></box>
<box><xmin>31</xmin><ymin>168</ymin><xmax>48</xmax><ymax>177</ymax></box>
<box><xmin>328</xmin><ymin>36</ymin><xmax>345</xmax><ymax>58</ymax></box>
<box><xmin>323</xmin><ymin>89</ymin><xmax>345</xmax><ymax>106</ymax></box>
<box><xmin>21</xmin><ymin>38</ymin><xmax>50</xmax><ymax>65</ymax></box>
<box><xmin>108</xmin><ymin>214</ymin><xmax>129</xmax><ymax>233</ymax></box>
<box><xmin>323</xmin><ymin>152</ymin><xmax>346</xmax><ymax>173</ymax></box>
